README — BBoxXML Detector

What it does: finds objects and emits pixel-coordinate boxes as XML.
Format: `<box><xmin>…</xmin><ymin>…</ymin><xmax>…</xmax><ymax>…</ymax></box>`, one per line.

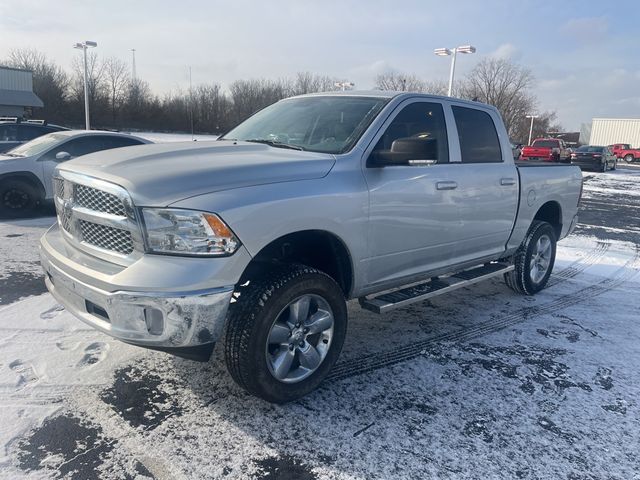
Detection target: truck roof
<box><xmin>293</xmin><ymin>90</ymin><xmax>498</xmax><ymax>111</ymax></box>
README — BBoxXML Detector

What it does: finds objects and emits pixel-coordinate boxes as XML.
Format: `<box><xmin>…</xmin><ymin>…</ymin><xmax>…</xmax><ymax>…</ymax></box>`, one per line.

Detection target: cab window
<box><xmin>372</xmin><ymin>102</ymin><xmax>449</xmax><ymax>164</ymax></box>
<box><xmin>452</xmin><ymin>106</ymin><xmax>502</xmax><ymax>163</ymax></box>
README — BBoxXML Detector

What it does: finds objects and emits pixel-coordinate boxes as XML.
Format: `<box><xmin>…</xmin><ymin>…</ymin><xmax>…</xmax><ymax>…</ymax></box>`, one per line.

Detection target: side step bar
<box><xmin>359</xmin><ymin>262</ymin><xmax>514</xmax><ymax>314</ymax></box>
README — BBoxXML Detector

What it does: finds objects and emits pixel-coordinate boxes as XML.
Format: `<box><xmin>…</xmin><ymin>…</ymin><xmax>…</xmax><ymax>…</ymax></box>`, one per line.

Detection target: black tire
<box><xmin>600</xmin><ymin>161</ymin><xmax>607</xmax><ymax>173</ymax></box>
<box><xmin>224</xmin><ymin>264</ymin><xmax>347</xmax><ymax>403</ymax></box>
<box><xmin>0</xmin><ymin>179</ymin><xmax>40</xmax><ymax>217</ymax></box>
<box><xmin>611</xmin><ymin>158</ymin><xmax>617</xmax><ymax>170</ymax></box>
<box><xmin>624</xmin><ymin>154</ymin><xmax>634</xmax><ymax>164</ymax></box>
<box><xmin>504</xmin><ymin>220</ymin><xmax>557</xmax><ymax>295</ymax></box>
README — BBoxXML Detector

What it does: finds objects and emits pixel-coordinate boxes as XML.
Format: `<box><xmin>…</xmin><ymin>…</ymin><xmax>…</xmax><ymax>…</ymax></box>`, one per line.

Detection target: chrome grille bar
<box><xmin>53</xmin><ymin>171</ymin><xmax>143</xmax><ymax>265</ymax></box>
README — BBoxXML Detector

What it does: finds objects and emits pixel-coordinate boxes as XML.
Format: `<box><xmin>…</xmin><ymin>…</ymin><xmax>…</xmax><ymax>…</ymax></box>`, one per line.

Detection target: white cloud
<box><xmin>563</xmin><ymin>17</ymin><xmax>609</xmax><ymax>42</ymax></box>
<box><xmin>489</xmin><ymin>43</ymin><xmax>519</xmax><ymax>60</ymax></box>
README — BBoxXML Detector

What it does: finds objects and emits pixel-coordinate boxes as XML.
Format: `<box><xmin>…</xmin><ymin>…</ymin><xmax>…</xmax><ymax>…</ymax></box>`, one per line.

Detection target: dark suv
<box><xmin>0</xmin><ymin>120</ymin><xmax>68</xmax><ymax>153</ymax></box>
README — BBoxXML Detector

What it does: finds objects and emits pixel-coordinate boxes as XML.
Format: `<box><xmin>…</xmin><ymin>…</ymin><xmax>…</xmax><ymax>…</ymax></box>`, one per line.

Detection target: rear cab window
<box><xmin>452</xmin><ymin>106</ymin><xmax>502</xmax><ymax>163</ymax></box>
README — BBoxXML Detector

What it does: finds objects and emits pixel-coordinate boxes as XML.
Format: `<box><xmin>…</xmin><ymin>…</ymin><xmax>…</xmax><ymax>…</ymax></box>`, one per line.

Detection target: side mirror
<box><xmin>368</xmin><ymin>137</ymin><xmax>438</xmax><ymax>167</ymax></box>
<box><xmin>55</xmin><ymin>151</ymin><xmax>71</xmax><ymax>161</ymax></box>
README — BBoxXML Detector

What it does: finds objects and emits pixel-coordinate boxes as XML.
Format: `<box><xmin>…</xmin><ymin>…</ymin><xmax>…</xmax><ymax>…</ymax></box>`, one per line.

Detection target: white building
<box><xmin>589</xmin><ymin>118</ymin><xmax>640</xmax><ymax>147</ymax></box>
<box><xmin>0</xmin><ymin>66</ymin><xmax>44</xmax><ymax>117</ymax></box>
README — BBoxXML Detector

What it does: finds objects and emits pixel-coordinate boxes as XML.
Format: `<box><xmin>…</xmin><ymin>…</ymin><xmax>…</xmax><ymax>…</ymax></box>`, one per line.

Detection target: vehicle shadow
<box><xmin>160</xmin><ymin>282</ymin><xmax>520</xmax><ymax>478</ymax></box>
<box><xmin>0</xmin><ymin>203</ymin><xmax>56</xmax><ymax>222</ymax></box>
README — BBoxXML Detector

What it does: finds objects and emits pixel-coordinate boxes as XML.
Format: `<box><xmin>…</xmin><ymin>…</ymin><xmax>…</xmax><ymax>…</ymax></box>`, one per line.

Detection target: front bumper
<box><xmin>39</xmin><ymin>225</ymin><xmax>243</xmax><ymax>360</ymax></box>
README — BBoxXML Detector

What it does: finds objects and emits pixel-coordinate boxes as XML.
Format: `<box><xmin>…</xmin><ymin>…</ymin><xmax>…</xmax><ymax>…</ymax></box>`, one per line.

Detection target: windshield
<box><xmin>577</xmin><ymin>146</ymin><xmax>605</xmax><ymax>153</ymax></box>
<box><xmin>531</xmin><ymin>140</ymin><xmax>559</xmax><ymax>148</ymax></box>
<box><xmin>220</xmin><ymin>96</ymin><xmax>389</xmax><ymax>154</ymax></box>
<box><xmin>8</xmin><ymin>132</ymin><xmax>67</xmax><ymax>157</ymax></box>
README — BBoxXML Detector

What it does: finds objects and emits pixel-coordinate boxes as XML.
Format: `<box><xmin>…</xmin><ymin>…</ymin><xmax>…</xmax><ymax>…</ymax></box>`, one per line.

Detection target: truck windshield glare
<box><xmin>220</xmin><ymin>96</ymin><xmax>389</xmax><ymax>154</ymax></box>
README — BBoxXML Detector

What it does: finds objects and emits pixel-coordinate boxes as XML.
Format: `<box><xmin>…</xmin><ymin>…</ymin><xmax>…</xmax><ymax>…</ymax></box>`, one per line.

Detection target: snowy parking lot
<box><xmin>1</xmin><ymin>167</ymin><xmax>639</xmax><ymax>479</ymax></box>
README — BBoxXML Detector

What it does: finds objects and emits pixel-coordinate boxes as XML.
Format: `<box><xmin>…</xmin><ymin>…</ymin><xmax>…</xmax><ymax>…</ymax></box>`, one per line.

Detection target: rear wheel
<box><xmin>504</xmin><ymin>221</ymin><xmax>557</xmax><ymax>295</ymax></box>
<box><xmin>224</xmin><ymin>264</ymin><xmax>347</xmax><ymax>403</ymax></box>
<box><xmin>0</xmin><ymin>179</ymin><xmax>40</xmax><ymax>217</ymax></box>
<box><xmin>624</xmin><ymin>154</ymin><xmax>634</xmax><ymax>164</ymax></box>
<box><xmin>600</xmin><ymin>161</ymin><xmax>607</xmax><ymax>173</ymax></box>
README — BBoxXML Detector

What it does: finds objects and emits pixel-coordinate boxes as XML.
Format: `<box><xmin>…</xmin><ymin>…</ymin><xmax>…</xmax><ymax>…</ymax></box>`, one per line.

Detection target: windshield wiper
<box><xmin>244</xmin><ymin>139</ymin><xmax>305</xmax><ymax>151</ymax></box>
<box><xmin>3</xmin><ymin>152</ymin><xmax>23</xmax><ymax>157</ymax></box>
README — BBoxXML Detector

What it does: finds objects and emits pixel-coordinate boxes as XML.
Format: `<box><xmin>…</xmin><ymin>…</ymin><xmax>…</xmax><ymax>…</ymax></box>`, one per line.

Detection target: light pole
<box><xmin>131</xmin><ymin>48</ymin><xmax>136</xmax><ymax>81</ymax></box>
<box><xmin>73</xmin><ymin>40</ymin><xmax>98</xmax><ymax>130</ymax></box>
<box><xmin>334</xmin><ymin>81</ymin><xmax>355</xmax><ymax>91</ymax></box>
<box><xmin>526</xmin><ymin>114</ymin><xmax>539</xmax><ymax>145</ymax></box>
<box><xmin>434</xmin><ymin>45</ymin><xmax>476</xmax><ymax>97</ymax></box>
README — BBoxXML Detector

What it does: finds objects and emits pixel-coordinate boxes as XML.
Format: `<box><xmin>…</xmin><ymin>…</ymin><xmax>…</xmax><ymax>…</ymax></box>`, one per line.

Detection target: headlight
<box><xmin>141</xmin><ymin>208</ymin><xmax>240</xmax><ymax>256</ymax></box>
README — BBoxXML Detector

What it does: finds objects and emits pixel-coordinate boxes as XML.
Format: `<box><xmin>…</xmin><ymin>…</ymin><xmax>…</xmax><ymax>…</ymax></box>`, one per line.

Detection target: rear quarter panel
<box><xmin>508</xmin><ymin>164</ymin><xmax>582</xmax><ymax>250</ymax></box>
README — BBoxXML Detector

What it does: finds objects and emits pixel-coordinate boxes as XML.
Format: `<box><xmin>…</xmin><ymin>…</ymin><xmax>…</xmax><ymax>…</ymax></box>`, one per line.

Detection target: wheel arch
<box><xmin>533</xmin><ymin>201</ymin><xmax>562</xmax><ymax>239</ymax></box>
<box><xmin>0</xmin><ymin>171</ymin><xmax>46</xmax><ymax>200</ymax></box>
<box><xmin>239</xmin><ymin>229</ymin><xmax>354</xmax><ymax>298</ymax></box>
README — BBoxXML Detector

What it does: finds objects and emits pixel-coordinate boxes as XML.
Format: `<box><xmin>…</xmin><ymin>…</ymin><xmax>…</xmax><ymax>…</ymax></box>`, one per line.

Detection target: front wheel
<box><xmin>0</xmin><ymin>179</ymin><xmax>40</xmax><ymax>217</ymax></box>
<box><xmin>624</xmin><ymin>154</ymin><xmax>635</xmax><ymax>164</ymax></box>
<box><xmin>224</xmin><ymin>264</ymin><xmax>347</xmax><ymax>403</ymax></box>
<box><xmin>504</xmin><ymin>221</ymin><xmax>557</xmax><ymax>295</ymax></box>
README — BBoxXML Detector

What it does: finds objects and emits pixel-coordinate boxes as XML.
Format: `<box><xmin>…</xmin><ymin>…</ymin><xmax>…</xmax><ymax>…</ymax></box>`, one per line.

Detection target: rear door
<box><xmin>446</xmin><ymin>104</ymin><xmax>519</xmax><ymax>264</ymax></box>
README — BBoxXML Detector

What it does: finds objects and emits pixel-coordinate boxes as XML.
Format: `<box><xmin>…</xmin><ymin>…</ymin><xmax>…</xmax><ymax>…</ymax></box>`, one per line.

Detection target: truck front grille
<box><xmin>54</xmin><ymin>177</ymin><xmax>65</xmax><ymax>198</ymax></box>
<box><xmin>79</xmin><ymin>220</ymin><xmax>134</xmax><ymax>255</ymax></box>
<box><xmin>53</xmin><ymin>173</ymin><xmax>141</xmax><ymax>263</ymax></box>
<box><xmin>75</xmin><ymin>184</ymin><xmax>126</xmax><ymax>216</ymax></box>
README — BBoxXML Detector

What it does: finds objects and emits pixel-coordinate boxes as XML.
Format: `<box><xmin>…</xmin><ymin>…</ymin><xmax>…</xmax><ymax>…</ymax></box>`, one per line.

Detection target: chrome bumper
<box><xmin>40</xmin><ymin>245</ymin><xmax>234</xmax><ymax>357</ymax></box>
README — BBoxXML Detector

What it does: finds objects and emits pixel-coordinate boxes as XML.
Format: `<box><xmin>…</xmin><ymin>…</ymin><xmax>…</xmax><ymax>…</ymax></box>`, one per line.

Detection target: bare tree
<box><xmin>511</xmin><ymin>111</ymin><xmax>562</xmax><ymax>145</ymax></box>
<box><xmin>6</xmin><ymin>48</ymin><xmax>69</xmax><ymax>122</ymax></box>
<box><xmin>70</xmin><ymin>51</ymin><xmax>107</xmax><ymax>124</ymax></box>
<box><xmin>459</xmin><ymin>58</ymin><xmax>539</xmax><ymax>140</ymax></box>
<box><xmin>374</xmin><ymin>71</ymin><xmax>447</xmax><ymax>95</ymax></box>
<box><xmin>291</xmin><ymin>72</ymin><xmax>341</xmax><ymax>95</ymax></box>
<box><xmin>103</xmin><ymin>56</ymin><xmax>130</xmax><ymax>124</ymax></box>
<box><xmin>228</xmin><ymin>78</ymin><xmax>290</xmax><ymax>125</ymax></box>
<box><xmin>375</xmin><ymin>72</ymin><xmax>422</xmax><ymax>91</ymax></box>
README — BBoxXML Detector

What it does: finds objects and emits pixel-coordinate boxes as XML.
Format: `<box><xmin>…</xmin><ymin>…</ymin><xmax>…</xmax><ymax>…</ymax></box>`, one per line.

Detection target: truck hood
<box><xmin>58</xmin><ymin>141</ymin><xmax>336</xmax><ymax>206</ymax></box>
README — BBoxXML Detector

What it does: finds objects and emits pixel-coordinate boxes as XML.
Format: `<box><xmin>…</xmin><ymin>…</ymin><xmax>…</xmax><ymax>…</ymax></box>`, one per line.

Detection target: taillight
<box><xmin>593</xmin><ymin>154</ymin><xmax>601</xmax><ymax>158</ymax></box>
<box><xmin>571</xmin><ymin>153</ymin><xmax>577</xmax><ymax>159</ymax></box>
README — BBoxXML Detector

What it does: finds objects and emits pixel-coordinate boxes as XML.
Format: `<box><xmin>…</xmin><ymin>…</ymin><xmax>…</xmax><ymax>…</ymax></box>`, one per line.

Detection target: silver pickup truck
<box><xmin>40</xmin><ymin>92</ymin><xmax>582</xmax><ymax>402</ymax></box>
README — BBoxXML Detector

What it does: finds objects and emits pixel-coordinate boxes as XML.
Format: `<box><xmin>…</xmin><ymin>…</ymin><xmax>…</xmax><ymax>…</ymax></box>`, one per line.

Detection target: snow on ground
<box><xmin>0</xmin><ymin>167</ymin><xmax>639</xmax><ymax>479</ymax></box>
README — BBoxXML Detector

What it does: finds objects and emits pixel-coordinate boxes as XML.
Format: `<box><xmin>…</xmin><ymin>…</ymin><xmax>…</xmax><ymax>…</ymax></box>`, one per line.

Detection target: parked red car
<box><xmin>520</xmin><ymin>138</ymin><xmax>571</xmax><ymax>163</ymax></box>
<box><xmin>609</xmin><ymin>143</ymin><xmax>640</xmax><ymax>163</ymax></box>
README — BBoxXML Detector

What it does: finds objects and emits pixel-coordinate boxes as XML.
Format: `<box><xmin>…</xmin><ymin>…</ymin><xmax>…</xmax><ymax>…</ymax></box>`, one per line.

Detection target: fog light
<box><xmin>144</xmin><ymin>307</ymin><xmax>164</xmax><ymax>336</ymax></box>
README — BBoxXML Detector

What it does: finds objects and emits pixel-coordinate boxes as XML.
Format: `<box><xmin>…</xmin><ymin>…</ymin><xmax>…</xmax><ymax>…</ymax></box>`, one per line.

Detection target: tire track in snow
<box><xmin>327</xmin><ymin>245</ymin><xmax>640</xmax><ymax>382</ymax></box>
<box><xmin>548</xmin><ymin>240</ymin><xmax>610</xmax><ymax>286</ymax></box>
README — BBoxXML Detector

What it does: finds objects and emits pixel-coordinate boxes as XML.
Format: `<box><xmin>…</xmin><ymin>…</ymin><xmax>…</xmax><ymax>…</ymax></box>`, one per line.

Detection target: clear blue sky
<box><xmin>1</xmin><ymin>0</ymin><xmax>638</xmax><ymax>130</ymax></box>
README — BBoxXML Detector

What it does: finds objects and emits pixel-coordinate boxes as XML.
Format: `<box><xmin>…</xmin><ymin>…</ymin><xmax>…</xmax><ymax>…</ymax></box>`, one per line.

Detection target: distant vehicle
<box><xmin>570</xmin><ymin>146</ymin><xmax>617</xmax><ymax>172</ymax></box>
<box><xmin>520</xmin><ymin>138</ymin><xmax>570</xmax><ymax>163</ymax></box>
<box><xmin>608</xmin><ymin>143</ymin><xmax>640</xmax><ymax>163</ymax></box>
<box><xmin>510</xmin><ymin>142</ymin><xmax>522</xmax><ymax>160</ymax></box>
<box><xmin>0</xmin><ymin>118</ymin><xmax>68</xmax><ymax>153</ymax></box>
<box><xmin>0</xmin><ymin>130</ymin><xmax>150</xmax><ymax>216</ymax></box>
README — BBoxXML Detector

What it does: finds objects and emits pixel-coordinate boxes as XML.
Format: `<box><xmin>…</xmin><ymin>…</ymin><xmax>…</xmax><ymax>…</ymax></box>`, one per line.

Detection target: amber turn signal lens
<box><xmin>203</xmin><ymin>213</ymin><xmax>234</xmax><ymax>238</ymax></box>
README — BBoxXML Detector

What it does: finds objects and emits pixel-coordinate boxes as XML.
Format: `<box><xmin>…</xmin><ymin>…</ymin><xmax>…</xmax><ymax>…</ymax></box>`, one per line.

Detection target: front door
<box><xmin>363</xmin><ymin>100</ymin><xmax>461</xmax><ymax>287</ymax></box>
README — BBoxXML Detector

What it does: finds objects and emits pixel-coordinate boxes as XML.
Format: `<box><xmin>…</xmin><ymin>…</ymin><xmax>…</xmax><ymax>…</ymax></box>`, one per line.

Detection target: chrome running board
<box><xmin>359</xmin><ymin>262</ymin><xmax>514</xmax><ymax>314</ymax></box>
